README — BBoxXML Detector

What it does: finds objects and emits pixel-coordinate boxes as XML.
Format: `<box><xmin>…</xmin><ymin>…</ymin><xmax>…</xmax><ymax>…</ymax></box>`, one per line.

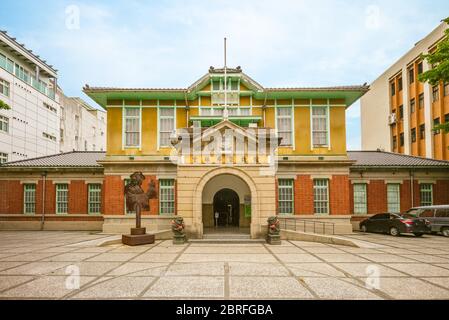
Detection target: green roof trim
<box><xmin>189</xmin><ymin>116</ymin><xmax>262</xmax><ymax>127</ymax></box>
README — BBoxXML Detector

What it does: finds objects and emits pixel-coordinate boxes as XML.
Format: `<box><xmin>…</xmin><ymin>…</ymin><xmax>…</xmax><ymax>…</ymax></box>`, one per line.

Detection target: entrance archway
<box><xmin>213</xmin><ymin>188</ymin><xmax>240</xmax><ymax>227</ymax></box>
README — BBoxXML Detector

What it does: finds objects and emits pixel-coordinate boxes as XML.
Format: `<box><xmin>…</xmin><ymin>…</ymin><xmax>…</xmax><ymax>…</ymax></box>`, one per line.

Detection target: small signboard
<box><xmin>244</xmin><ymin>195</ymin><xmax>251</xmax><ymax>218</ymax></box>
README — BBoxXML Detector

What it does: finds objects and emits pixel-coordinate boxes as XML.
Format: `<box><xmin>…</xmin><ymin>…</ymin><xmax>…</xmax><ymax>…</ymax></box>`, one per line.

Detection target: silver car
<box><xmin>407</xmin><ymin>205</ymin><xmax>449</xmax><ymax>237</ymax></box>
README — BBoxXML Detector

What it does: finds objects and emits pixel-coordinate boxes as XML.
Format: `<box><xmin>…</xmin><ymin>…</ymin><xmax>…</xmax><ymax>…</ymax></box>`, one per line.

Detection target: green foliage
<box><xmin>418</xmin><ymin>17</ymin><xmax>449</xmax><ymax>85</ymax></box>
<box><xmin>0</xmin><ymin>99</ymin><xmax>10</xmax><ymax>110</ymax></box>
<box><xmin>433</xmin><ymin>122</ymin><xmax>449</xmax><ymax>134</ymax></box>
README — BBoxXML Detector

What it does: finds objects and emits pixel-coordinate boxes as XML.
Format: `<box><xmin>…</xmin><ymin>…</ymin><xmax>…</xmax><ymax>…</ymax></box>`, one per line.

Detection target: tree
<box><xmin>0</xmin><ymin>99</ymin><xmax>10</xmax><ymax>110</ymax></box>
<box><xmin>418</xmin><ymin>17</ymin><xmax>449</xmax><ymax>133</ymax></box>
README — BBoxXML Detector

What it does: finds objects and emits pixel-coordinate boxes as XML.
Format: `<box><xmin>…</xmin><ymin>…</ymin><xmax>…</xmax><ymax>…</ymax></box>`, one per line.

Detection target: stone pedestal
<box><xmin>173</xmin><ymin>234</ymin><xmax>186</xmax><ymax>245</ymax></box>
<box><xmin>122</xmin><ymin>227</ymin><xmax>155</xmax><ymax>246</ymax></box>
<box><xmin>266</xmin><ymin>234</ymin><xmax>281</xmax><ymax>245</ymax></box>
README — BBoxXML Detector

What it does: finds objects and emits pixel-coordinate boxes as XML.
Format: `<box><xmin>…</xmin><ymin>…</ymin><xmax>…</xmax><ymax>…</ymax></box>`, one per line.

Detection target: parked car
<box><xmin>360</xmin><ymin>213</ymin><xmax>431</xmax><ymax>237</ymax></box>
<box><xmin>406</xmin><ymin>205</ymin><xmax>449</xmax><ymax>237</ymax></box>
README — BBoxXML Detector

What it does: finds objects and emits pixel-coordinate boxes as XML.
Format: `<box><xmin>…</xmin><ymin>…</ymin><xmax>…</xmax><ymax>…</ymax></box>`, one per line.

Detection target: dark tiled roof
<box><xmin>0</xmin><ymin>151</ymin><xmax>105</xmax><ymax>168</ymax></box>
<box><xmin>348</xmin><ymin>151</ymin><xmax>449</xmax><ymax>168</ymax></box>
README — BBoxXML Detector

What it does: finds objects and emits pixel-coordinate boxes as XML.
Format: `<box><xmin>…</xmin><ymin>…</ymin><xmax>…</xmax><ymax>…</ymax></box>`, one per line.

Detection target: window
<box><xmin>88</xmin><ymin>184</ymin><xmax>102</xmax><ymax>214</ymax></box>
<box><xmin>408</xmin><ymin>67</ymin><xmax>415</xmax><ymax>84</ymax></box>
<box><xmin>56</xmin><ymin>184</ymin><xmax>69</xmax><ymax>214</ymax></box>
<box><xmin>42</xmin><ymin>132</ymin><xmax>56</xmax><ymax>141</ymax></box>
<box><xmin>0</xmin><ymin>78</ymin><xmax>9</xmax><ymax>97</ymax></box>
<box><xmin>387</xmin><ymin>184</ymin><xmax>400</xmax><ymax>213</ymax></box>
<box><xmin>445</xmin><ymin>114</ymin><xmax>449</xmax><ymax>130</ymax></box>
<box><xmin>434</xmin><ymin>118</ymin><xmax>440</xmax><ymax>135</ymax></box>
<box><xmin>411</xmin><ymin>128</ymin><xmax>416</xmax><ymax>143</ymax></box>
<box><xmin>399</xmin><ymin>105</ymin><xmax>404</xmax><ymax>120</ymax></box>
<box><xmin>432</xmin><ymin>85</ymin><xmax>439</xmax><ymax>102</ymax></box>
<box><xmin>419</xmin><ymin>124</ymin><xmax>425</xmax><ymax>140</ymax></box>
<box><xmin>314</xmin><ymin>179</ymin><xmax>329</xmax><ymax>215</ymax></box>
<box><xmin>312</xmin><ymin>107</ymin><xmax>328</xmax><ymax>147</ymax></box>
<box><xmin>419</xmin><ymin>93</ymin><xmax>424</xmax><ymax>109</ymax></box>
<box><xmin>0</xmin><ymin>152</ymin><xmax>8</xmax><ymax>163</ymax></box>
<box><xmin>159</xmin><ymin>179</ymin><xmax>175</xmax><ymax>215</ymax></box>
<box><xmin>398</xmin><ymin>78</ymin><xmax>403</xmax><ymax>91</ymax></box>
<box><xmin>445</xmin><ymin>83</ymin><xmax>449</xmax><ymax>96</ymax></box>
<box><xmin>410</xmin><ymin>99</ymin><xmax>415</xmax><ymax>114</ymax></box>
<box><xmin>390</xmin><ymin>82</ymin><xmax>396</xmax><ymax>96</ymax></box>
<box><xmin>159</xmin><ymin>107</ymin><xmax>175</xmax><ymax>147</ymax></box>
<box><xmin>124</xmin><ymin>107</ymin><xmax>140</xmax><ymax>147</ymax></box>
<box><xmin>392</xmin><ymin>136</ymin><xmax>397</xmax><ymax>150</ymax></box>
<box><xmin>417</xmin><ymin>62</ymin><xmax>423</xmax><ymax>75</ymax></box>
<box><xmin>84</xmin><ymin>140</ymin><xmax>87</xmax><ymax>151</ymax></box>
<box><xmin>420</xmin><ymin>184</ymin><xmax>433</xmax><ymax>206</ymax></box>
<box><xmin>353</xmin><ymin>183</ymin><xmax>367</xmax><ymax>215</ymax></box>
<box><xmin>6</xmin><ymin>58</ymin><xmax>14</xmax><ymax>74</ymax></box>
<box><xmin>0</xmin><ymin>115</ymin><xmax>8</xmax><ymax>133</ymax></box>
<box><xmin>23</xmin><ymin>184</ymin><xmax>36</xmax><ymax>214</ymax></box>
<box><xmin>399</xmin><ymin>133</ymin><xmax>404</xmax><ymax>147</ymax></box>
<box><xmin>278</xmin><ymin>179</ymin><xmax>294</xmax><ymax>215</ymax></box>
<box><xmin>277</xmin><ymin>107</ymin><xmax>293</xmax><ymax>146</ymax></box>
<box><xmin>124</xmin><ymin>179</ymin><xmax>135</xmax><ymax>214</ymax></box>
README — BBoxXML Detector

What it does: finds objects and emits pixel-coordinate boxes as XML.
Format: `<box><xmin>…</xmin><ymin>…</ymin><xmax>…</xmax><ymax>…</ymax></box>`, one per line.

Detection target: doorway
<box><xmin>213</xmin><ymin>188</ymin><xmax>240</xmax><ymax>228</ymax></box>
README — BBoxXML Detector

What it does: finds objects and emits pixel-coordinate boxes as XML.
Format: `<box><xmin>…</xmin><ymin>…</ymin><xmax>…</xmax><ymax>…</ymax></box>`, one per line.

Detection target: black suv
<box><xmin>360</xmin><ymin>213</ymin><xmax>431</xmax><ymax>237</ymax></box>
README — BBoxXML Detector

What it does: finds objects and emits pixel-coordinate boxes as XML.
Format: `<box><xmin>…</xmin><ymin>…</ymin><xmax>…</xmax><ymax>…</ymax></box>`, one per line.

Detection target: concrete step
<box><xmin>203</xmin><ymin>233</ymin><xmax>251</xmax><ymax>240</ymax></box>
<box><xmin>189</xmin><ymin>238</ymin><xmax>266</xmax><ymax>244</ymax></box>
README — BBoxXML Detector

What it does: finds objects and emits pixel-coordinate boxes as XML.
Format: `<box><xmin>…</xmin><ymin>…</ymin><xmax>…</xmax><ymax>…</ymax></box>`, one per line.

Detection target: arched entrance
<box><xmin>213</xmin><ymin>188</ymin><xmax>240</xmax><ymax>228</ymax></box>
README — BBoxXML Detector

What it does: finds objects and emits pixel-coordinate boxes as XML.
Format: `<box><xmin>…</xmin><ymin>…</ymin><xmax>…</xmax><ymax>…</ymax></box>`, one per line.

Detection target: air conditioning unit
<box><xmin>388</xmin><ymin>113</ymin><xmax>397</xmax><ymax>125</ymax></box>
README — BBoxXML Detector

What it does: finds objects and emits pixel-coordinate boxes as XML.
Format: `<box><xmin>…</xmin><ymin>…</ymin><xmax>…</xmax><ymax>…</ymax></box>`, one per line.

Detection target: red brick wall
<box><xmin>435</xmin><ymin>180</ymin><xmax>449</xmax><ymax>205</ymax></box>
<box><xmin>330</xmin><ymin>175</ymin><xmax>350</xmax><ymax>215</ymax></box>
<box><xmin>68</xmin><ymin>180</ymin><xmax>88</xmax><ymax>214</ymax></box>
<box><xmin>400</xmin><ymin>180</ymin><xmax>412</xmax><ymax>212</ymax></box>
<box><xmin>103</xmin><ymin>176</ymin><xmax>125</xmax><ymax>215</ymax></box>
<box><xmin>0</xmin><ymin>180</ymin><xmax>23</xmax><ymax>214</ymax></box>
<box><xmin>367</xmin><ymin>180</ymin><xmax>387</xmax><ymax>213</ymax></box>
<box><xmin>294</xmin><ymin>175</ymin><xmax>314</xmax><ymax>215</ymax></box>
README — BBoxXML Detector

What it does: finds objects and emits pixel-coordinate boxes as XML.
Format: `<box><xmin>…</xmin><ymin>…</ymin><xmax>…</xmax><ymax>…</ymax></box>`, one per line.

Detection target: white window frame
<box><xmin>0</xmin><ymin>78</ymin><xmax>9</xmax><ymax>97</ymax></box>
<box><xmin>23</xmin><ymin>184</ymin><xmax>36</xmax><ymax>215</ymax></box>
<box><xmin>0</xmin><ymin>115</ymin><xmax>9</xmax><ymax>133</ymax></box>
<box><xmin>311</xmin><ymin>105</ymin><xmax>329</xmax><ymax>148</ymax></box>
<box><xmin>122</xmin><ymin>105</ymin><xmax>142</xmax><ymax>149</ymax></box>
<box><xmin>387</xmin><ymin>183</ymin><xmax>400</xmax><ymax>213</ymax></box>
<box><xmin>159</xmin><ymin>179</ymin><xmax>175</xmax><ymax>215</ymax></box>
<box><xmin>55</xmin><ymin>184</ymin><xmax>69</xmax><ymax>214</ymax></box>
<box><xmin>276</xmin><ymin>105</ymin><xmax>293</xmax><ymax>147</ymax></box>
<box><xmin>158</xmin><ymin>106</ymin><xmax>175</xmax><ymax>148</ymax></box>
<box><xmin>353</xmin><ymin>183</ymin><xmax>367</xmax><ymax>215</ymax></box>
<box><xmin>278</xmin><ymin>179</ymin><xmax>294</xmax><ymax>215</ymax></box>
<box><xmin>0</xmin><ymin>152</ymin><xmax>8</xmax><ymax>164</ymax></box>
<box><xmin>314</xmin><ymin>179</ymin><xmax>329</xmax><ymax>215</ymax></box>
<box><xmin>420</xmin><ymin>184</ymin><xmax>433</xmax><ymax>206</ymax></box>
<box><xmin>88</xmin><ymin>184</ymin><xmax>102</xmax><ymax>214</ymax></box>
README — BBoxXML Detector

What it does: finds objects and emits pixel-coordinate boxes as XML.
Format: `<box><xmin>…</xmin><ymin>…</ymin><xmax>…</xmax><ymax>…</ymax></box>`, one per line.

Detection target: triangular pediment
<box><xmin>193</xmin><ymin>120</ymin><xmax>258</xmax><ymax>145</ymax></box>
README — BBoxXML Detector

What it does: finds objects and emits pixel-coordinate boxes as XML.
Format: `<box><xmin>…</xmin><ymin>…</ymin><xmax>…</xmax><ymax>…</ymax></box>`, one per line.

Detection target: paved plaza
<box><xmin>1</xmin><ymin>231</ymin><xmax>449</xmax><ymax>299</ymax></box>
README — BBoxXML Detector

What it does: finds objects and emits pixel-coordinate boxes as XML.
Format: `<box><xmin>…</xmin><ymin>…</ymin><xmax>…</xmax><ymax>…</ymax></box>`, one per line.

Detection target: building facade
<box><xmin>361</xmin><ymin>22</ymin><xmax>449</xmax><ymax>160</ymax></box>
<box><xmin>0</xmin><ymin>30</ymin><xmax>59</xmax><ymax>163</ymax></box>
<box><xmin>59</xmin><ymin>90</ymin><xmax>107</xmax><ymax>153</ymax></box>
<box><xmin>0</xmin><ymin>66</ymin><xmax>448</xmax><ymax>237</ymax></box>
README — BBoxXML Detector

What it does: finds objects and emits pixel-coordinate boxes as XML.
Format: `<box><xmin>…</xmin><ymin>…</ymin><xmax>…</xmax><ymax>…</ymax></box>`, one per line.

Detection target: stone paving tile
<box><xmin>87</xmin><ymin>253</ymin><xmax>140</xmax><ymax>262</ymax></box>
<box><xmin>184</xmin><ymin>246</ymin><xmax>268</xmax><ymax>254</ymax></box>
<box><xmin>229</xmin><ymin>262</ymin><xmax>289</xmax><ymax>276</ymax></box>
<box><xmin>314</xmin><ymin>254</ymin><xmax>370</xmax><ymax>263</ymax></box>
<box><xmin>52</xmin><ymin>262</ymin><xmax>122</xmax><ymax>276</ymax></box>
<box><xmin>301</xmin><ymin>247</ymin><xmax>348</xmax><ymax>254</ymax></box>
<box><xmin>274</xmin><ymin>253</ymin><xmax>321</xmax><ymax>263</ymax></box>
<box><xmin>71</xmin><ymin>247</ymin><xmax>114</xmax><ymax>253</ymax></box>
<box><xmin>385</xmin><ymin>263</ymin><xmax>449</xmax><ymax>277</ymax></box>
<box><xmin>401</xmin><ymin>254</ymin><xmax>449</xmax><ymax>264</ymax></box>
<box><xmin>421</xmin><ymin>277</ymin><xmax>449</xmax><ymax>290</ymax></box>
<box><xmin>408</xmin><ymin>248</ymin><xmax>449</xmax><ymax>255</ymax></box>
<box><xmin>107</xmin><ymin>263</ymin><xmax>168</xmax><ymax>277</ymax></box>
<box><xmin>286</xmin><ymin>263</ymin><xmax>346</xmax><ymax>277</ymax></box>
<box><xmin>290</xmin><ymin>241</ymin><xmax>327</xmax><ymax>247</ymax></box>
<box><xmin>266</xmin><ymin>247</ymin><xmax>307</xmax><ymax>254</ymax></box>
<box><xmin>146</xmin><ymin>246</ymin><xmax>186</xmax><ymax>253</ymax></box>
<box><xmin>42</xmin><ymin>252</ymin><xmax>101</xmax><ymax>262</ymax></box>
<box><xmin>357</xmin><ymin>254</ymin><xmax>417</xmax><ymax>263</ymax></box>
<box><xmin>143</xmin><ymin>276</ymin><xmax>224</xmax><ymax>298</ymax></box>
<box><xmin>376</xmin><ymin>248</ymin><xmax>420</xmax><ymax>255</ymax></box>
<box><xmin>332</xmin><ymin>263</ymin><xmax>407</xmax><ymax>277</ymax></box>
<box><xmin>435</xmin><ymin>264</ymin><xmax>449</xmax><ymax>270</ymax></box>
<box><xmin>0</xmin><ymin>261</ymin><xmax>28</xmax><ymax>272</ymax></box>
<box><xmin>166</xmin><ymin>262</ymin><xmax>224</xmax><ymax>276</ymax></box>
<box><xmin>230</xmin><ymin>276</ymin><xmax>313</xmax><ymax>299</ymax></box>
<box><xmin>0</xmin><ymin>261</ymin><xmax>72</xmax><ymax>276</ymax></box>
<box><xmin>108</xmin><ymin>245</ymin><xmax>156</xmax><ymax>253</ymax></box>
<box><xmin>71</xmin><ymin>276</ymin><xmax>155</xmax><ymax>299</ymax></box>
<box><xmin>0</xmin><ymin>275</ymin><xmax>96</xmax><ymax>299</ymax></box>
<box><xmin>0</xmin><ymin>252</ymin><xmax>60</xmax><ymax>262</ymax></box>
<box><xmin>0</xmin><ymin>275</ymin><xmax>35</xmax><ymax>292</ymax></box>
<box><xmin>177</xmin><ymin>254</ymin><xmax>277</xmax><ymax>263</ymax></box>
<box><xmin>302</xmin><ymin>277</ymin><xmax>381</xmax><ymax>299</ymax></box>
<box><xmin>131</xmin><ymin>253</ymin><xmax>178</xmax><ymax>263</ymax></box>
<box><xmin>371</xmin><ymin>277</ymin><xmax>449</xmax><ymax>300</ymax></box>
<box><xmin>338</xmin><ymin>247</ymin><xmax>385</xmax><ymax>254</ymax></box>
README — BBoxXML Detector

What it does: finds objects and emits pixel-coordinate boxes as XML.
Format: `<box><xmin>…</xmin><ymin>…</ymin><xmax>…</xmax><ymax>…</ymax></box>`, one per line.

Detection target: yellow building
<box><xmin>82</xmin><ymin>66</ymin><xmax>368</xmax><ymax>238</ymax></box>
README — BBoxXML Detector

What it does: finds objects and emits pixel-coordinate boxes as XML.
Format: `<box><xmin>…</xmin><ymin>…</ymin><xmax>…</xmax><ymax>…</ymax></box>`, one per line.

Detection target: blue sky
<box><xmin>1</xmin><ymin>0</ymin><xmax>448</xmax><ymax>150</ymax></box>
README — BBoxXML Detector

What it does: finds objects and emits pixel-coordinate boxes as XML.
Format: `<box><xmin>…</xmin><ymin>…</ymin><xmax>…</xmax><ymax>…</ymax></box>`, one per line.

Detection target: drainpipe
<box><xmin>410</xmin><ymin>169</ymin><xmax>414</xmax><ymax>208</ymax></box>
<box><xmin>40</xmin><ymin>171</ymin><xmax>47</xmax><ymax>230</ymax></box>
